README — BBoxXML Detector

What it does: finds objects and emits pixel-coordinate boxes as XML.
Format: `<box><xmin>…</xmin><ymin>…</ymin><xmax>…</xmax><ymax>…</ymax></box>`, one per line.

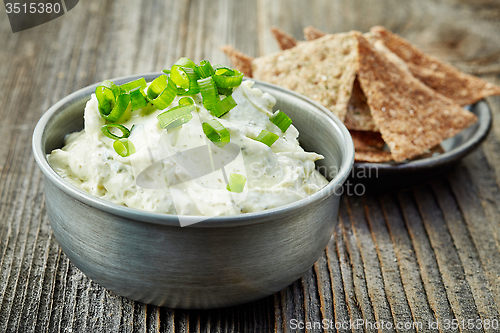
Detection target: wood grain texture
<box><xmin>1</xmin><ymin>0</ymin><xmax>500</xmax><ymax>332</ymax></box>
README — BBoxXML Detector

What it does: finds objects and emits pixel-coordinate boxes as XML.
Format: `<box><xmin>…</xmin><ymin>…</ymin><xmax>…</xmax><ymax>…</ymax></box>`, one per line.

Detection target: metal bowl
<box><xmin>32</xmin><ymin>75</ymin><xmax>354</xmax><ymax>309</ymax></box>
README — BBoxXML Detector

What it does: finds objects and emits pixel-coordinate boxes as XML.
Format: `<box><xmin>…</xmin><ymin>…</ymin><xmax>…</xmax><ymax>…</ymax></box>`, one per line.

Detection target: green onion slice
<box><xmin>113</xmin><ymin>138</ymin><xmax>136</xmax><ymax>157</ymax></box>
<box><xmin>217</xmin><ymin>87</ymin><xmax>233</xmax><ymax>96</ymax></box>
<box><xmin>95</xmin><ymin>80</ymin><xmax>120</xmax><ymax>116</ymax></box>
<box><xmin>170</xmin><ymin>66</ymin><xmax>190</xmax><ymax>89</ymax></box>
<box><xmin>196</xmin><ymin>60</ymin><xmax>215</xmax><ymax>79</ymax></box>
<box><xmin>120</xmin><ymin>77</ymin><xmax>147</xmax><ymax>92</ymax></box>
<box><xmin>212</xmin><ymin>95</ymin><xmax>236</xmax><ymax>118</ymax></box>
<box><xmin>176</xmin><ymin>67</ymin><xmax>200</xmax><ymax>95</ymax></box>
<box><xmin>270</xmin><ymin>110</ymin><xmax>292</xmax><ymax>133</ymax></box>
<box><xmin>157</xmin><ymin>105</ymin><xmax>194</xmax><ymax>130</ymax></box>
<box><xmin>146</xmin><ymin>75</ymin><xmax>177</xmax><ymax>109</ymax></box>
<box><xmin>178</xmin><ymin>97</ymin><xmax>194</xmax><ymax>105</ymax></box>
<box><xmin>213</xmin><ymin>68</ymin><xmax>244</xmax><ymax>88</ymax></box>
<box><xmin>202</xmin><ymin>119</ymin><xmax>230</xmax><ymax>147</ymax></box>
<box><xmin>101</xmin><ymin>124</ymin><xmax>131</xmax><ymax>140</ymax></box>
<box><xmin>129</xmin><ymin>87</ymin><xmax>148</xmax><ymax>111</ymax></box>
<box><xmin>101</xmin><ymin>92</ymin><xmax>131</xmax><ymax>122</ymax></box>
<box><xmin>226</xmin><ymin>173</ymin><xmax>246</xmax><ymax>193</ymax></box>
<box><xmin>198</xmin><ymin>76</ymin><xmax>219</xmax><ymax>112</ymax></box>
<box><xmin>174</xmin><ymin>57</ymin><xmax>196</xmax><ymax>68</ymax></box>
<box><xmin>255</xmin><ymin>130</ymin><xmax>279</xmax><ymax>147</ymax></box>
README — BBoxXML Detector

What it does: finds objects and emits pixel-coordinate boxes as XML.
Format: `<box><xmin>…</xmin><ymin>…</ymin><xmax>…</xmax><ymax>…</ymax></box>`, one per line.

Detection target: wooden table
<box><xmin>1</xmin><ymin>0</ymin><xmax>500</xmax><ymax>331</ymax></box>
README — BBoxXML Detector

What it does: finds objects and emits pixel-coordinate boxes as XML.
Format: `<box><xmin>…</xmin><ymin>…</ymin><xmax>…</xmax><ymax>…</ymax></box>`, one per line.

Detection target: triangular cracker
<box><xmin>304</xmin><ymin>26</ymin><xmax>326</xmax><ymax>41</ymax></box>
<box><xmin>301</xmin><ymin>28</ymin><xmax>378</xmax><ymax>131</ymax></box>
<box><xmin>219</xmin><ymin>45</ymin><xmax>254</xmax><ymax>77</ymax></box>
<box><xmin>355</xmin><ymin>150</ymin><xmax>393</xmax><ymax>163</ymax></box>
<box><xmin>252</xmin><ymin>32</ymin><xmax>360</xmax><ymax>121</ymax></box>
<box><xmin>344</xmin><ymin>78</ymin><xmax>378</xmax><ymax>131</ymax></box>
<box><xmin>271</xmin><ymin>26</ymin><xmax>298</xmax><ymax>50</ymax></box>
<box><xmin>370</xmin><ymin>26</ymin><xmax>500</xmax><ymax>106</ymax></box>
<box><xmin>350</xmin><ymin>130</ymin><xmax>385</xmax><ymax>151</ymax></box>
<box><xmin>355</xmin><ymin>34</ymin><xmax>477</xmax><ymax>161</ymax></box>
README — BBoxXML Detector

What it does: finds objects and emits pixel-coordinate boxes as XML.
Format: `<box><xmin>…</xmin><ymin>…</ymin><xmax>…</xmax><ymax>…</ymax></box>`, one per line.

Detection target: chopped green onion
<box><xmin>178</xmin><ymin>97</ymin><xmax>194</xmax><ymax>105</ymax></box>
<box><xmin>129</xmin><ymin>86</ymin><xmax>148</xmax><ymax>110</ymax></box>
<box><xmin>174</xmin><ymin>57</ymin><xmax>196</xmax><ymax>69</ymax></box>
<box><xmin>198</xmin><ymin>76</ymin><xmax>219</xmax><ymax>112</ymax></box>
<box><xmin>218</xmin><ymin>87</ymin><xmax>233</xmax><ymax>96</ymax></box>
<box><xmin>147</xmin><ymin>75</ymin><xmax>177</xmax><ymax>109</ymax></box>
<box><xmin>101</xmin><ymin>124</ymin><xmax>131</xmax><ymax>140</ymax></box>
<box><xmin>270</xmin><ymin>110</ymin><xmax>292</xmax><ymax>133</ymax></box>
<box><xmin>213</xmin><ymin>68</ymin><xmax>244</xmax><ymax>88</ymax></box>
<box><xmin>212</xmin><ymin>95</ymin><xmax>236</xmax><ymax>118</ymax></box>
<box><xmin>170</xmin><ymin>66</ymin><xmax>190</xmax><ymax>89</ymax></box>
<box><xmin>202</xmin><ymin>119</ymin><xmax>230</xmax><ymax>147</ymax></box>
<box><xmin>101</xmin><ymin>92</ymin><xmax>131</xmax><ymax>122</ymax></box>
<box><xmin>95</xmin><ymin>80</ymin><xmax>120</xmax><ymax>116</ymax></box>
<box><xmin>226</xmin><ymin>173</ymin><xmax>246</xmax><ymax>193</ymax></box>
<box><xmin>162</xmin><ymin>69</ymin><xmax>171</xmax><ymax>74</ymax></box>
<box><xmin>113</xmin><ymin>138</ymin><xmax>135</xmax><ymax>157</ymax></box>
<box><xmin>255</xmin><ymin>130</ymin><xmax>279</xmax><ymax>147</ymax></box>
<box><xmin>120</xmin><ymin>77</ymin><xmax>147</xmax><ymax>92</ymax></box>
<box><xmin>157</xmin><ymin>105</ymin><xmax>194</xmax><ymax>130</ymax></box>
<box><xmin>176</xmin><ymin>67</ymin><xmax>200</xmax><ymax>95</ymax></box>
<box><xmin>196</xmin><ymin>60</ymin><xmax>215</xmax><ymax>78</ymax></box>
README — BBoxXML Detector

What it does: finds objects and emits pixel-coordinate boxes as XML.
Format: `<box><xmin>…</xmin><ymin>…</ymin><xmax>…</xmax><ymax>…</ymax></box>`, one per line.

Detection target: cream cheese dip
<box><xmin>48</xmin><ymin>80</ymin><xmax>329</xmax><ymax>216</ymax></box>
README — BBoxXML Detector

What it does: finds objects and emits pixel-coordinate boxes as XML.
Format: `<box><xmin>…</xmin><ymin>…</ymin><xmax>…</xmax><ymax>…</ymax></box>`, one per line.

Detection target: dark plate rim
<box><xmin>352</xmin><ymin>100</ymin><xmax>492</xmax><ymax>173</ymax></box>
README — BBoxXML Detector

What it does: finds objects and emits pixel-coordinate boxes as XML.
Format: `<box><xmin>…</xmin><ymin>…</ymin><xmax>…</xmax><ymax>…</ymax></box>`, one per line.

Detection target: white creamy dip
<box><xmin>48</xmin><ymin>80</ymin><xmax>329</xmax><ymax>216</ymax></box>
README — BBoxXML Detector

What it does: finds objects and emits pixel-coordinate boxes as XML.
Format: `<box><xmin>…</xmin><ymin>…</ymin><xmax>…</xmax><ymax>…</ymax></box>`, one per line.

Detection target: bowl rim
<box><xmin>32</xmin><ymin>74</ymin><xmax>354</xmax><ymax>227</ymax></box>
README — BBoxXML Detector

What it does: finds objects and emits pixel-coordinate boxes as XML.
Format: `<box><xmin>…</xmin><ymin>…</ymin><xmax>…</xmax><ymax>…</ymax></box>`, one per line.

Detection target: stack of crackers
<box><xmin>220</xmin><ymin>26</ymin><xmax>500</xmax><ymax>162</ymax></box>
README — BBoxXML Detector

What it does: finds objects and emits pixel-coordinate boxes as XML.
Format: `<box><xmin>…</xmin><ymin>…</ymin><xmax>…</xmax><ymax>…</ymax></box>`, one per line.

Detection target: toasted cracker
<box><xmin>304</xmin><ymin>26</ymin><xmax>327</xmax><ymax>41</ymax></box>
<box><xmin>271</xmin><ymin>26</ymin><xmax>298</xmax><ymax>50</ymax></box>
<box><xmin>355</xmin><ymin>150</ymin><xmax>393</xmax><ymax>163</ymax></box>
<box><xmin>370</xmin><ymin>26</ymin><xmax>500</xmax><ymax>105</ymax></box>
<box><xmin>344</xmin><ymin>78</ymin><xmax>378</xmax><ymax>131</ymax></box>
<box><xmin>252</xmin><ymin>32</ymin><xmax>360</xmax><ymax>121</ymax></box>
<box><xmin>418</xmin><ymin>144</ymin><xmax>445</xmax><ymax>158</ymax></box>
<box><xmin>350</xmin><ymin>130</ymin><xmax>385</xmax><ymax>151</ymax></box>
<box><xmin>219</xmin><ymin>45</ymin><xmax>254</xmax><ymax>77</ymax></box>
<box><xmin>355</xmin><ymin>34</ymin><xmax>477</xmax><ymax>162</ymax></box>
<box><xmin>351</xmin><ymin>130</ymin><xmax>391</xmax><ymax>163</ymax></box>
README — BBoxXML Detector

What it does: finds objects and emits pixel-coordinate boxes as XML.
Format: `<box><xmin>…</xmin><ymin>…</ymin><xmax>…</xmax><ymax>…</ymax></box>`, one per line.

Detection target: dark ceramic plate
<box><xmin>350</xmin><ymin>101</ymin><xmax>492</xmax><ymax>189</ymax></box>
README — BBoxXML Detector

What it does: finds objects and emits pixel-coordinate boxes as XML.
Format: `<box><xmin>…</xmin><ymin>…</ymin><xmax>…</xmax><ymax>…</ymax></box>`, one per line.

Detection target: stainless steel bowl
<box><xmin>32</xmin><ymin>75</ymin><xmax>354</xmax><ymax>309</ymax></box>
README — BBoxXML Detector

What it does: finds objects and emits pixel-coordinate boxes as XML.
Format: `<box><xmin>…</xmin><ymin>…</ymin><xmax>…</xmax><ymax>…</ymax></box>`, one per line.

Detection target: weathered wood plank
<box><xmin>345</xmin><ymin>196</ymin><xmax>398</xmax><ymax>332</ymax></box>
<box><xmin>363</xmin><ymin>196</ymin><xmax>419</xmax><ymax>332</ymax></box>
<box><xmin>325</xmin><ymin>235</ymin><xmax>351</xmax><ymax>333</ymax></box>
<box><xmin>380</xmin><ymin>194</ymin><xmax>438</xmax><ymax>333</ymax></box>
<box><xmin>445</xmin><ymin>160</ymin><xmax>500</xmax><ymax>312</ymax></box>
<box><xmin>397</xmin><ymin>191</ymin><xmax>459</xmax><ymax>332</ymax></box>
<box><xmin>431</xmin><ymin>179</ymin><xmax>500</xmax><ymax>329</ymax></box>
<box><xmin>338</xmin><ymin>200</ymin><xmax>377</xmax><ymax>333</ymax></box>
<box><xmin>413</xmin><ymin>186</ymin><xmax>483</xmax><ymax>333</ymax></box>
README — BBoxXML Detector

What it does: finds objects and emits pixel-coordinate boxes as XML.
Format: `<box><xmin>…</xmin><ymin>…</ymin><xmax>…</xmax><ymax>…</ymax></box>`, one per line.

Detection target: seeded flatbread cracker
<box><xmin>219</xmin><ymin>45</ymin><xmax>254</xmax><ymax>77</ymax></box>
<box><xmin>350</xmin><ymin>130</ymin><xmax>385</xmax><ymax>151</ymax></box>
<box><xmin>351</xmin><ymin>130</ymin><xmax>391</xmax><ymax>162</ymax></box>
<box><xmin>304</xmin><ymin>26</ymin><xmax>326</xmax><ymax>41</ymax></box>
<box><xmin>355</xmin><ymin>34</ymin><xmax>477</xmax><ymax>162</ymax></box>
<box><xmin>355</xmin><ymin>150</ymin><xmax>393</xmax><ymax>163</ymax></box>
<box><xmin>271</xmin><ymin>26</ymin><xmax>298</xmax><ymax>50</ymax></box>
<box><xmin>344</xmin><ymin>78</ymin><xmax>378</xmax><ymax>131</ymax></box>
<box><xmin>252</xmin><ymin>32</ymin><xmax>360</xmax><ymax>121</ymax></box>
<box><xmin>301</xmin><ymin>28</ymin><xmax>378</xmax><ymax>131</ymax></box>
<box><xmin>370</xmin><ymin>26</ymin><xmax>500</xmax><ymax>106</ymax></box>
